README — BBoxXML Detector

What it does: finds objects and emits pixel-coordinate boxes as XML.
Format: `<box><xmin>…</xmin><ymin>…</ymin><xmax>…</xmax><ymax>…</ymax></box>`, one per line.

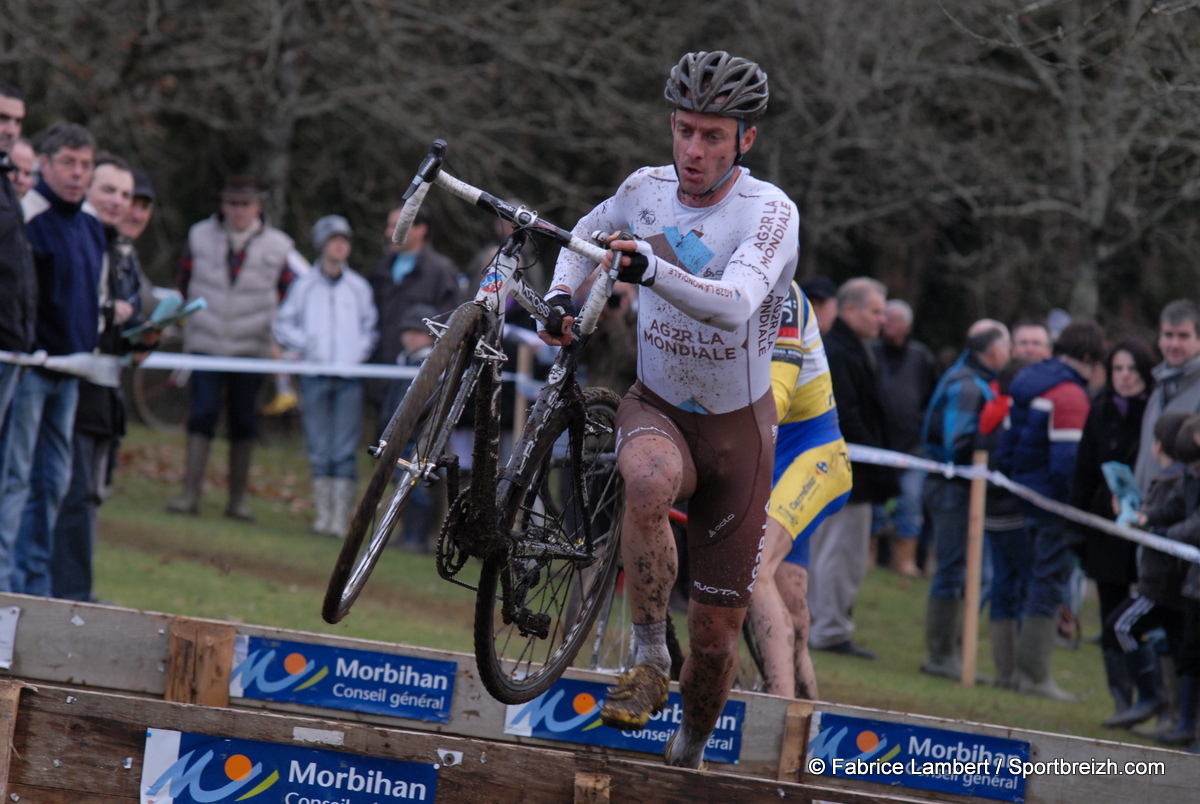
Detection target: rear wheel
<box><xmin>474</xmin><ymin>388</ymin><xmax>624</xmax><ymax>703</ymax></box>
<box><xmin>322</xmin><ymin>305</ymin><xmax>486</xmax><ymax>623</ymax></box>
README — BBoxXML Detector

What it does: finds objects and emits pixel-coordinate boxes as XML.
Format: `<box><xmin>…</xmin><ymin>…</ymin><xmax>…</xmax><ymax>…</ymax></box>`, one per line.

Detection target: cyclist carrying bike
<box><xmin>540</xmin><ymin>50</ymin><xmax>799</xmax><ymax>769</ymax></box>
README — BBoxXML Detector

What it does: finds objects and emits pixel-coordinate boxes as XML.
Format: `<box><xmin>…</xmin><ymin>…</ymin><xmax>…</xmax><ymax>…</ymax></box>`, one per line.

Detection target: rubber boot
<box><xmin>1106</xmin><ymin>643</ymin><xmax>1165</xmax><ymax>728</ymax></box>
<box><xmin>167</xmin><ymin>434</ymin><xmax>211</xmax><ymax>515</ymax></box>
<box><xmin>892</xmin><ymin>536</ymin><xmax>921</xmax><ymax>578</ymax></box>
<box><xmin>310</xmin><ymin>477</ymin><xmax>334</xmax><ymax>535</ymax></box>
<box><xmin>1015</xmin><ymin>615</ymin><xmax>1078</xmax><ymax>702</ymax></box>
<box><xmin>1099</xmin><ymin>649</ymin><xmax>1135</xmax><ymax>728</ymax></box>
<box><xmin>225</xmin><ymin>439</ymin><xmax>256</xmax><ymax>521</ymax></box>
<box><xmin>1158</xmin><ymin>675</ymin><xmax>1198</xmax><ymax>746</ymax></box>
<box><xmin>921</xmin><ymin>597</ymin><xmax>963</xmax><ymax>679</ymax></box>
<box><xmin>328</xmin><ymin>478</ymin><xmax>357</xmax><ymax>539</ymax></box>
<box><xmin>991</xmin><ymin>619</ymin><xmax>1019</xmax><ymax>690</ymax></box>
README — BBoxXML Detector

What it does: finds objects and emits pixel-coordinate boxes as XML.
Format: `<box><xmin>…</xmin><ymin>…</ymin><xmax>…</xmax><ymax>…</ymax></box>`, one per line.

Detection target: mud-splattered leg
<box><xmin>669</xmin><ymin>601</ymin><xmax>745</xmax><ymax>767</ymax></box>
<box><xmin>747</xmin><ymin>519</ymin><xmax>797</xmax><ymax>697</ymax></box>
<box><xmin>617</xmin><ymin>434</ymin><xmax>684</xmax><ymax>628</ymax></box>
<box><xmin>777</xmin><ymin>560</ymin><xmax>819</xmax><ymax>699</ymax></box>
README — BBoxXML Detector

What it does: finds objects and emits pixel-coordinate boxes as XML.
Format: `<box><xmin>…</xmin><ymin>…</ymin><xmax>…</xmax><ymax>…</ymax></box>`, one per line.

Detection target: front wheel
<box><xmin>474</xmin><ymin>387</ymin><xmax>624</xmax><ymax>703</ymax></box>
<box><xmin>322</xmin><ymin>305</ymin><xmax>485</xmax><ymax>623</ymax></box>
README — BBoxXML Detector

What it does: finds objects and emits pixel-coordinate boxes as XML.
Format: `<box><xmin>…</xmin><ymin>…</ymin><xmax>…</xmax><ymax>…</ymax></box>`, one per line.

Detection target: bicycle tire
<box><xmin>474</xmin><ymin>387</ymin><xmax>624</xmax><ymax>703</ymax></box>
<box><xmin>322</xmin><ymin>304</ymin><xmax>486</xmax><ymax>624</ymax></box>
<box><xmin>735</xmin><ymin>617</ymin><xmax>768</xmax><ymax>692</ymax></box>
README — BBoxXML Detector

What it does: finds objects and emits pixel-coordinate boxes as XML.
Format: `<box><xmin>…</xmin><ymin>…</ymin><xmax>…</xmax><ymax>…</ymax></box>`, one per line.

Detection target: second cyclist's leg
<box><xmin>777</xmin><ymin>559</ymin><xmax>818</xmax><ymax>699</ymax></box>
<box><xmin>600</xmin><ymin>433</ymin><xmax>685</xmax><ymax>730</ymax></box>
<box><xmin>747</xmin><ymin>519</ymin><xmax>796</xmax><ymax>697</ymax></box>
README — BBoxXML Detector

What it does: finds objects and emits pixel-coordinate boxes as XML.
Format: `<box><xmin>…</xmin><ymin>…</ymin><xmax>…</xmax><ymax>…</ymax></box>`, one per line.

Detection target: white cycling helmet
<box><xmin>664</xmin><ymin>51</ymin><xmax>769</xmax><ymax>122</ymax></box>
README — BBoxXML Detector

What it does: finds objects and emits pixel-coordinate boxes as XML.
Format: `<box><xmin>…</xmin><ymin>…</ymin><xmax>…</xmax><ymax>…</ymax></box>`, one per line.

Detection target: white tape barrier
<box><xmin>0</xmin><ymin>351</ymin><xmax>120</xmax><ymax>387</ymax></box>
<box><xmin>136</xmin><ymin>353</ymin><xmax>546</xmax><ymax>401</ymax></box>
<box><xmin>847</xmin><ymin>444</ymin><xmax>1200</xmax><ymax>565</ymax></box>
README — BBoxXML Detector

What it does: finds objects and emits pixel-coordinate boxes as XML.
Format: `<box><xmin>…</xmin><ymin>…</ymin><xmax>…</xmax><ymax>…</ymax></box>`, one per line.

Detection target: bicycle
<box><xmin>322</xmin><ymin>139</ymin><xmax>626</xmax><ymax>705</ymax></box>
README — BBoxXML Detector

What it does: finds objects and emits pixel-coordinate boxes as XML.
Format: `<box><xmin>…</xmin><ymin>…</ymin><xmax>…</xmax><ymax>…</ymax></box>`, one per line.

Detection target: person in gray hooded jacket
<box><xmin>274</xmin><ymin>215</ymin><xmax>377</xmax><ymax>537</ymax></box>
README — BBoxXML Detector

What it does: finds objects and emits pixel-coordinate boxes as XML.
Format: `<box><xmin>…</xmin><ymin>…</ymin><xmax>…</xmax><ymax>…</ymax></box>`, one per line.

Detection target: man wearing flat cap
<box><xmin>168</xmin><ymin>175</ymin><xmax>301</xmax><ymax>521</ymax></box>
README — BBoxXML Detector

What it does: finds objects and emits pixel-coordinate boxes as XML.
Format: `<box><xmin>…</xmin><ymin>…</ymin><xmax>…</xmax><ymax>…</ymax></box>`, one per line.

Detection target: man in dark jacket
<box><xmin>998</xmin><ymin>319</ymin><xmax>1105</xmax><ymax>701</ymax></box>
<box><xmin>919</xmin><ymin>319</ymin><xmax>1010</xmax><ymax>679</ymax></box>
<box><xmin>808</xmin><ymin>277</ymin><xmax>894</xmax><ymax>659</ymax></box>
<box><xmin>2</xmin><ymin>122</ymin><xmax>105</xmax><ymax>595</ymax></box>
<box><xmin>367</xmin><ymin>206</ymin><xmax>461</xmax><ymax>430</ymax></box>
<box><xmin>49</xmin><ymin>156</ymin><xmax>151</xmax><ymax>601</ymax></box>
<box><xmin>872</xmin><ymin>298</ymin><xmax>938</xmax><ymax>576</ymax></box>
<box><xmin>0</xmin><ymin>80</ymin><xmax>33</xmax><ymax>441</ymax></box>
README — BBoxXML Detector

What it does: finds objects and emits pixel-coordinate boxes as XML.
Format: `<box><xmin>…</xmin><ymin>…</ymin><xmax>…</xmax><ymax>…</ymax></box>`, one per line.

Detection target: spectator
<box><xmin>808</xmin><ymin>276</ymin><xmax>894</xmax><ymax>660</ymax></box>
<box><xmin>1067</xmin><ymin>338</ymin><xmax>1158</xmax><ymax>725</ymax></box>
<box><xmin>998</xmin><ymin>319</ymin><xmax>1106</xmax><ymax>701</ymax></box>
<box><xmin>7</xmin><ymin>137</ymin><xmax>34</xmax><ymax>200</ymax></box>
<box><xmin>799</xmin><ymin>276</ymin><xmax>839</xmax><ymax>336</ymax></box>
<box><xmin>1138</xmin><ymin>413</ymin><xmax>1200</xmax><ymax>751</ymax></box>
<box><xmin>1134</xmin><ymin>300</ymin><xmax>1200</xmax><ymax>492</ymax></box>
<box><xmin>119</xmin><ymin>172</ymin><xmax>159</xmax><ymax>319</ymax></box>
<box><xmin>367</xmin><ymin>206</ymin><xmax>460</xmax><ymax>431</ymax></box>
<box><xmin>1099</xmin><ymin>411</ymin><xmax>1187</xmax><ymax>731</ymax></box>
<box><xmin>919</xmin><ymin>319</ymin><xmax>1010</xmax><ymax>679</ymax></box>
<box><xmin>274</xmin><ymin>215</ymin><xmax>377</xmax><ymax>538</ymax></box>
<box><xmin>0</xmin><ymin>80</ymin><xmax>33</xmax><ymax>445</ymax></box>
<box><xmin>1011</xmin><ymin>319</ymin><xmax>1053</xmax><ymax>362</ymax></box>
<box><xmin>49</xmin><ymin>154</ymin><xmax>150</xmax><ymax>601</ymax></box>
<box><xmin>2</xmin><ymin>122</ymin><xmax>105</xmax><ymax>595</ymax></box>
<box><xmin>871</xmin><ymin>298</ymin><xmax>937</xmax><ymax>577</ymax></box>
<box><xmin>167</xmin><ymin>175</ymin><xmax>299</xmax><ymax>521</ymax></box>
<box><xmin>982</xmin><ymin>356</ymin><xmax>1032</xmax><ymax>688</ymax></box>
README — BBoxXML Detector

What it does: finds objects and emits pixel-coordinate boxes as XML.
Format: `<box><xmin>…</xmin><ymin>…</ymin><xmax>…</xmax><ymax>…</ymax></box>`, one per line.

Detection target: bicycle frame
<box><xmin>380</xmin><ymin>140</ymin><xmax>620</xmax><ymax>568</ymax></box>
<box><xmin>392</xmin><ymin>139</ymin><xmax>616</xmax><ymax>338</ymax></box>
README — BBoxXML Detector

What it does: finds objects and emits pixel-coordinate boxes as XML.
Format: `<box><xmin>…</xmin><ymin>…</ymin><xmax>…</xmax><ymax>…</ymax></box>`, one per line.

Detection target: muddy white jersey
<box><xmin>554</xmin><ymin>165</ymin><xmax>799</xmax><ymax>414</ymax></box>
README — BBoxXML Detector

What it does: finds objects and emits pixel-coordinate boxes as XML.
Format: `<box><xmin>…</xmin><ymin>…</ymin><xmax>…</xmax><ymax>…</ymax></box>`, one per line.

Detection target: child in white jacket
<box><xmin>274</xmin><ymin>215</ymin><xmax>378</xmax><ymax>537</ymax></box>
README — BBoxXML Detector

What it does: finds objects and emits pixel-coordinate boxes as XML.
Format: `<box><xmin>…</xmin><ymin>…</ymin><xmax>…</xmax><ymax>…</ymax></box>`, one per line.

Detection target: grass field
<box><xmin>94</xmin><ymin>421</ymin><xmax>1164</xmax><ymax>747</ymax></box>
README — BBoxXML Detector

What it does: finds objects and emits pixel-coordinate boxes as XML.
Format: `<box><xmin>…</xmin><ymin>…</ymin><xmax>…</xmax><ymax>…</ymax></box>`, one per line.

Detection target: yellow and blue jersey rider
<box><xmin>768</xmin><ymin>281</ymin><xmax>853</xmax><ymax>567</ymax></box>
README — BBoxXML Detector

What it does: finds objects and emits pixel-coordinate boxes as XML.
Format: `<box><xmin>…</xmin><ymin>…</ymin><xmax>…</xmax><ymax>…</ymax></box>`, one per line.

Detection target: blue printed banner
<box><xmin>806</xmin><ymin>712</ymin><xmax>1030</xmax><ymax>803</ymax></box>
<box><xmin>140</xmin><ymin>728</ymin><xmax>437</xmax><ymax>803</ymax></box>
<box><xmin>504</xmin><ymin>676</ymin><xmax>744</xmax><ymax>764</ymax></box>
<box><xmin>230</xmin><ymin>635</ymin><xmax>456</xmax><ymax>723</ymax></box>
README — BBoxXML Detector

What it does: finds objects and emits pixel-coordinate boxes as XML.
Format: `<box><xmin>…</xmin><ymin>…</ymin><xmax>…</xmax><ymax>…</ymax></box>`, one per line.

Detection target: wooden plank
<box><xmin>0</xmin><ymin>593</ymin><xmax>172</xmax><ymax>693</ymax></box>
<box><xmin>164</xmin><ymin>617</ymin><xmax>235</xmax><ymax>706</ymax></box>
<box><xmin>0</xmin><ymin>681</ymin><xmax>24</xmax><ymax>796</ymax></box>
<box><xmin>574</xmin><ymin>771</ymin><xmax>611</xmax><ymax>803</ymax></box>
<box><xmin>9</xmin><ymin>683</ymin><xmax>933</xmax><ymax>804</ymax></box>
<box><xmin>778</xmin><ymin>699</ymin><xmax>813</xmax><ymax>782</ymax></box>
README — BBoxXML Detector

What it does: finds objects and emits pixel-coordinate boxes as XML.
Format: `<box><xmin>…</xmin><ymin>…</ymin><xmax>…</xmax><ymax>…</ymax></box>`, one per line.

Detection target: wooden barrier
<box><xmin>0</xmin><ymin>593</ymin><xmax>1194</xmax><ymax>804</ymax></box>
<box><xmin>5</xmin><ymin>681</ymin><xmax>941</xmax><ymax>803</ymax></box>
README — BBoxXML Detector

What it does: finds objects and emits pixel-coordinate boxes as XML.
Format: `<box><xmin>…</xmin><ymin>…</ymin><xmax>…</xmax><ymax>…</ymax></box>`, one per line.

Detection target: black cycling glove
<box><xmin>544</xmin><ymin>292</ymin><xmax>576</xmax><ymax>336</ymax></box>
<box><xmin>612</xmin><ymin>241</ymin><xmax>657</xmax><ymax>287</ymax></box>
